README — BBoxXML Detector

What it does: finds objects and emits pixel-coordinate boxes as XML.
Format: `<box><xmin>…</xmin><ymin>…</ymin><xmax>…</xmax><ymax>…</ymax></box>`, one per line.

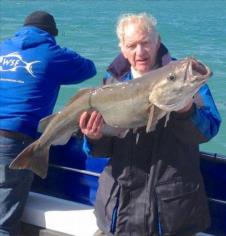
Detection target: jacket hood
<box><xmin>11</xmin><ymin>26</ymin><xmax>56</xmax><ymax>49</ymax></box>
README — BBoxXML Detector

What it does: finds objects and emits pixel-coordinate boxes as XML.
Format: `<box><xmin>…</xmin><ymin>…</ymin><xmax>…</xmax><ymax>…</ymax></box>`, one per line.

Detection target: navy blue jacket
<box><xmin>0</xmin><ymin>26</ymin><xmax>96</xmax><ymax>138</ymax></box>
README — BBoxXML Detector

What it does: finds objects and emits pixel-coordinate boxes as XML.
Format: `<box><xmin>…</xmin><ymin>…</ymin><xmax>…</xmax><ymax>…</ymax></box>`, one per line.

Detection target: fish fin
<box><xmin>9</xmin><ymin>141</ymin><xmax>49</xmax><ymax>179</ymax></box>
<box><xmin>101</xmin><ymin>125</ymin><xmax>129</xmax><ymax>138</ymax></box>
<box><xmin>71</xmin><ymin>128</ymin><xmax>81</xmax><ymax>138</ymax></box>
<box><xmin>135</xmin><ymin>133</ymin><xmax>140</xmax><ymax>144</ymax></box>
<box><xmin>38</xmin><ymin>113</ymin><xmax>58</xmax><ymax>133</ymax></box>
<box><xmin>133</xmin><ymin>128</ymin><xmax>138</xmax><ymax>133</ymax></box>
<box><xmin>52</xmin><ymin>131</ymin><xmax>74</xmax><ymax>145</ymax></box>
<box><xmin>146</xmin><ymin>105</ymin><xmax>155</xmax><ymax>132</ymax></box>
<box><xmin>118</xmin><ymin>129</ymin><xmax>129</xmax><ymax>138</ymax></box>
<box><xmin>66</xmin><ymin>88</ymin><xmax>94</xmax><ymax>106</ymax></box>
<box><xmin>146</xmin><ymin>106</ymin><xmax>168</xmax><ymax>132</ymax></box>
<box><xmin>164</xmin><ymin>112</ymin><xmax>171</xmax><ymax>127</ymax></box>
<box><xmin>193</xmin><ymin>93</ymin><xmax>204</xmax><ymax>108</ymax></box>
<box><xmin>102</xmin><ymin>83</ymin><xmax>119</xmax><ymax>89</ymax></box>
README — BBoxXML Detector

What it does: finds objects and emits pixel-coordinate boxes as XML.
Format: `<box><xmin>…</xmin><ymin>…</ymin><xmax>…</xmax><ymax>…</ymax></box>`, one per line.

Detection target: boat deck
<box><xmin>21</xmin><ymin>192</ymin><xmax>97</xmax><ymax>236</ymax></box>
<box><xmin>21</xmin><ymin>223</ymin><xmax>72</xmax><ymax>236</ymax></box>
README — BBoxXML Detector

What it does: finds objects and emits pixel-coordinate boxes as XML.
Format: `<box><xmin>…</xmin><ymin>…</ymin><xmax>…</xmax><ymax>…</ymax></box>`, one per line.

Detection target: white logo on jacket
<box><xmin>0</xmin><ymin>52</ymin><xmax>40</xmax><ymax>77</ymax></box>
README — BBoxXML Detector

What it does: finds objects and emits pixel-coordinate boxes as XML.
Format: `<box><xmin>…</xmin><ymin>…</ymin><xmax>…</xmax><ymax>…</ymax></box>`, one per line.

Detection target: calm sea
<box><xmin>0</xmin><ymin>0</ymin><xmax>225</xmax><ymax>155</ymax></box>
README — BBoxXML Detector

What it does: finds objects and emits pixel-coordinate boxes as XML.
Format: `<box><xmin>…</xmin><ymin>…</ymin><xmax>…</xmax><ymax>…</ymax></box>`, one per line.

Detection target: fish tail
<box><xmin>9</xmin><ymin>141</ymin><xmax>50</xmax><ymax>179</ymax></box>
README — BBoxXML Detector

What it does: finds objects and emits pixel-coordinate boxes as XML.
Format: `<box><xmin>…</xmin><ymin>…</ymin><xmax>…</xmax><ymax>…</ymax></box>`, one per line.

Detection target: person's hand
<box><xmin>79</xmin><ymin>111</ymin><xmax>104</xmax><ymax>140</ymax></box>
<box><xmin>176</xmin><ymin>100</ymin><xmax>193</xmax><ymax>113</ymax></box>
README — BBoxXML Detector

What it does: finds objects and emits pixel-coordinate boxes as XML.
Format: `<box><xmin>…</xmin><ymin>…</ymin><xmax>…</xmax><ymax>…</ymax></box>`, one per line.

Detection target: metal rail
<box><xmin>48</xmin><ymin>151</ymin><xmax>226</xmax><ymax>178</ymax></box>
<box><xmin>49</xmin><ymin>164</ymin><xmax>101</xmax><ymax>177</ymax></box>
<box><xmin>200</xmin><ymin>151</ymin><xmax>226</xmax><ymax>163</ymax></box>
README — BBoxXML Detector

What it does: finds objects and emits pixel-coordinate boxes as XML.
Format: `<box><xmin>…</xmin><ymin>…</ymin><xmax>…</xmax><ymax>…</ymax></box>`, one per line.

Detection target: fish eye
<box><xmin>167</xmin><ymin>73</ymin><xmax>177</xmax><ymax>81</ymax></box>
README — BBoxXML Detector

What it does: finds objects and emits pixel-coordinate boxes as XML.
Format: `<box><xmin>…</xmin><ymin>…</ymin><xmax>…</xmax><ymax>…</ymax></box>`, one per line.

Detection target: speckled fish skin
<box><xmin>9</xmin><ymin>57</ymin><xmax>212</xmax><ymax>178</ymax></box>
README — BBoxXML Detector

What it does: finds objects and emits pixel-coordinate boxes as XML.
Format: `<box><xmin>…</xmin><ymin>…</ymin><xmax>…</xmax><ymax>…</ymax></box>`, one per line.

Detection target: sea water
<box><xmin>0</xmin><ymin>0</ymin><xmax>225</xmax><ymax>155</ymax></box>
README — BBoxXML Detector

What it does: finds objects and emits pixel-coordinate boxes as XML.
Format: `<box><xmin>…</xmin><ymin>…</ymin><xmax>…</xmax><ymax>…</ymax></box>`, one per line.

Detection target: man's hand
<box><xmin>79</xmin><ymin>111</ymin><xmax>104</xmax><ymax>140</ymax></box>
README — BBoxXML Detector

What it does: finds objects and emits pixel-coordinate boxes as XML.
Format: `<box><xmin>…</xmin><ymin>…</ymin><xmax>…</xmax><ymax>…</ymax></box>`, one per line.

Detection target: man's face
<box><xmin>121</xmin><ymin>24</ymin><xmax>159</xmax><ymax>74</ymax></box>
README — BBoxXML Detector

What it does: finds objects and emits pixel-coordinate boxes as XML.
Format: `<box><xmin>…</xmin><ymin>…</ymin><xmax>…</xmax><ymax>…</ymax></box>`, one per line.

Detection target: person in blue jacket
<box><xmin>79</xmin><ymin>13</ymin><xmax>221</xmax><ymax>236</ymax></box>
<box><xmin>0</xmin><ymin>10</ymin><xmax>96</xmax><ymax>235</ymax></box>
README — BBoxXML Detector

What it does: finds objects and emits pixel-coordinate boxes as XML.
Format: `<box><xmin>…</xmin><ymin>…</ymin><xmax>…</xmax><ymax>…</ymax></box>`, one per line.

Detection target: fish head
<box><xmin>149</xmin><ymin>57</ymin><xmax>212</xmax><ymax>111</ymax></box>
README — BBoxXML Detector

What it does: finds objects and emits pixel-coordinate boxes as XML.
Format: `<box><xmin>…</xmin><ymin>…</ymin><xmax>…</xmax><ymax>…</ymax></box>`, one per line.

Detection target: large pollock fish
<box><xmin>9</xmin><ymin>57</ymin><xmax>212</xmax><ymax>178</ymax></box>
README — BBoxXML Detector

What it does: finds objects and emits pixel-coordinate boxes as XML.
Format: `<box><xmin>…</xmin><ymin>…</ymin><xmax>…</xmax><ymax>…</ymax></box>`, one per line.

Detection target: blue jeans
<box><xmin>0</xmin><ymin>136</ymin><xmax>33</xmax><ymax>236</ymax></box>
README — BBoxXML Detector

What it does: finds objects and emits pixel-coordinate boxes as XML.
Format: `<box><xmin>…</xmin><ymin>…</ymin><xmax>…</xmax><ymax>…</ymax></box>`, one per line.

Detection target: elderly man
<box><xmin>80</xmin><ymin>13</ymin><xmax>221</xmax><ymax>236</ymax></box>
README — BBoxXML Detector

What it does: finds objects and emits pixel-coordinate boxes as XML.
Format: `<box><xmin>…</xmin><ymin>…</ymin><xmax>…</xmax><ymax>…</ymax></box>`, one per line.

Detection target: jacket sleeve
<box><xmin>83</xmin><ymin>136</ymin><xmax>113</xmax><ymax>158</ymax></box>
<box><xmin>52</xmin><ymin>48</ymin><xmax>96</xmax><ymax>84</ymax></box>
<box><xmin>168</xmin><ymin>84</ymin><xmax>221</xmax><ymax>144</ymax></box>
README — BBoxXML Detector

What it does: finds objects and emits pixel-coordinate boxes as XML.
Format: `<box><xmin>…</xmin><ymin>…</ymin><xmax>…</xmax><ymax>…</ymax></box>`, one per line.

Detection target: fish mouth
<box><xmin>188</xmin><ymin>58</ymin><xmax>212</xmax><ymax>81</ymax></box>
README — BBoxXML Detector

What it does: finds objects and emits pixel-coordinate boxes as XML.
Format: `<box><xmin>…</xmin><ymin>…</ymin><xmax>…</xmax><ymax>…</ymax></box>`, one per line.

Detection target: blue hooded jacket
<box><xmin>0</xmin><ymin>26</ymin><xmax>96</xmax><ymax>138</ymax></box>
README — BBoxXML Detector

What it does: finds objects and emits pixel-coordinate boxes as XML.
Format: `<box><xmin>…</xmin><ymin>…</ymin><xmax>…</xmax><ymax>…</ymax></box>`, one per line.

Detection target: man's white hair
<box><xmin>116</xmin><ymin>13</ymin><xmax>159</xmax><ymax>47</ymax></box>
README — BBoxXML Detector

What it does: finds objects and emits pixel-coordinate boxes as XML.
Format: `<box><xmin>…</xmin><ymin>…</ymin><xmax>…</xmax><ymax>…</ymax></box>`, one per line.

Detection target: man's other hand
<box><xmin>79</xmin><ymin>111</ymin><xmax>104</xmax><ymax>140</ymax></box>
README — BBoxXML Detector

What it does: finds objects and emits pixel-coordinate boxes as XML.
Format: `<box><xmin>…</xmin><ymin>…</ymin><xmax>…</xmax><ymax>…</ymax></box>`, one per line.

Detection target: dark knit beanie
<box><xmin>24</xmin><ymin>11</ymin><xmax>58</xmax><ymax>36</ymax></box>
